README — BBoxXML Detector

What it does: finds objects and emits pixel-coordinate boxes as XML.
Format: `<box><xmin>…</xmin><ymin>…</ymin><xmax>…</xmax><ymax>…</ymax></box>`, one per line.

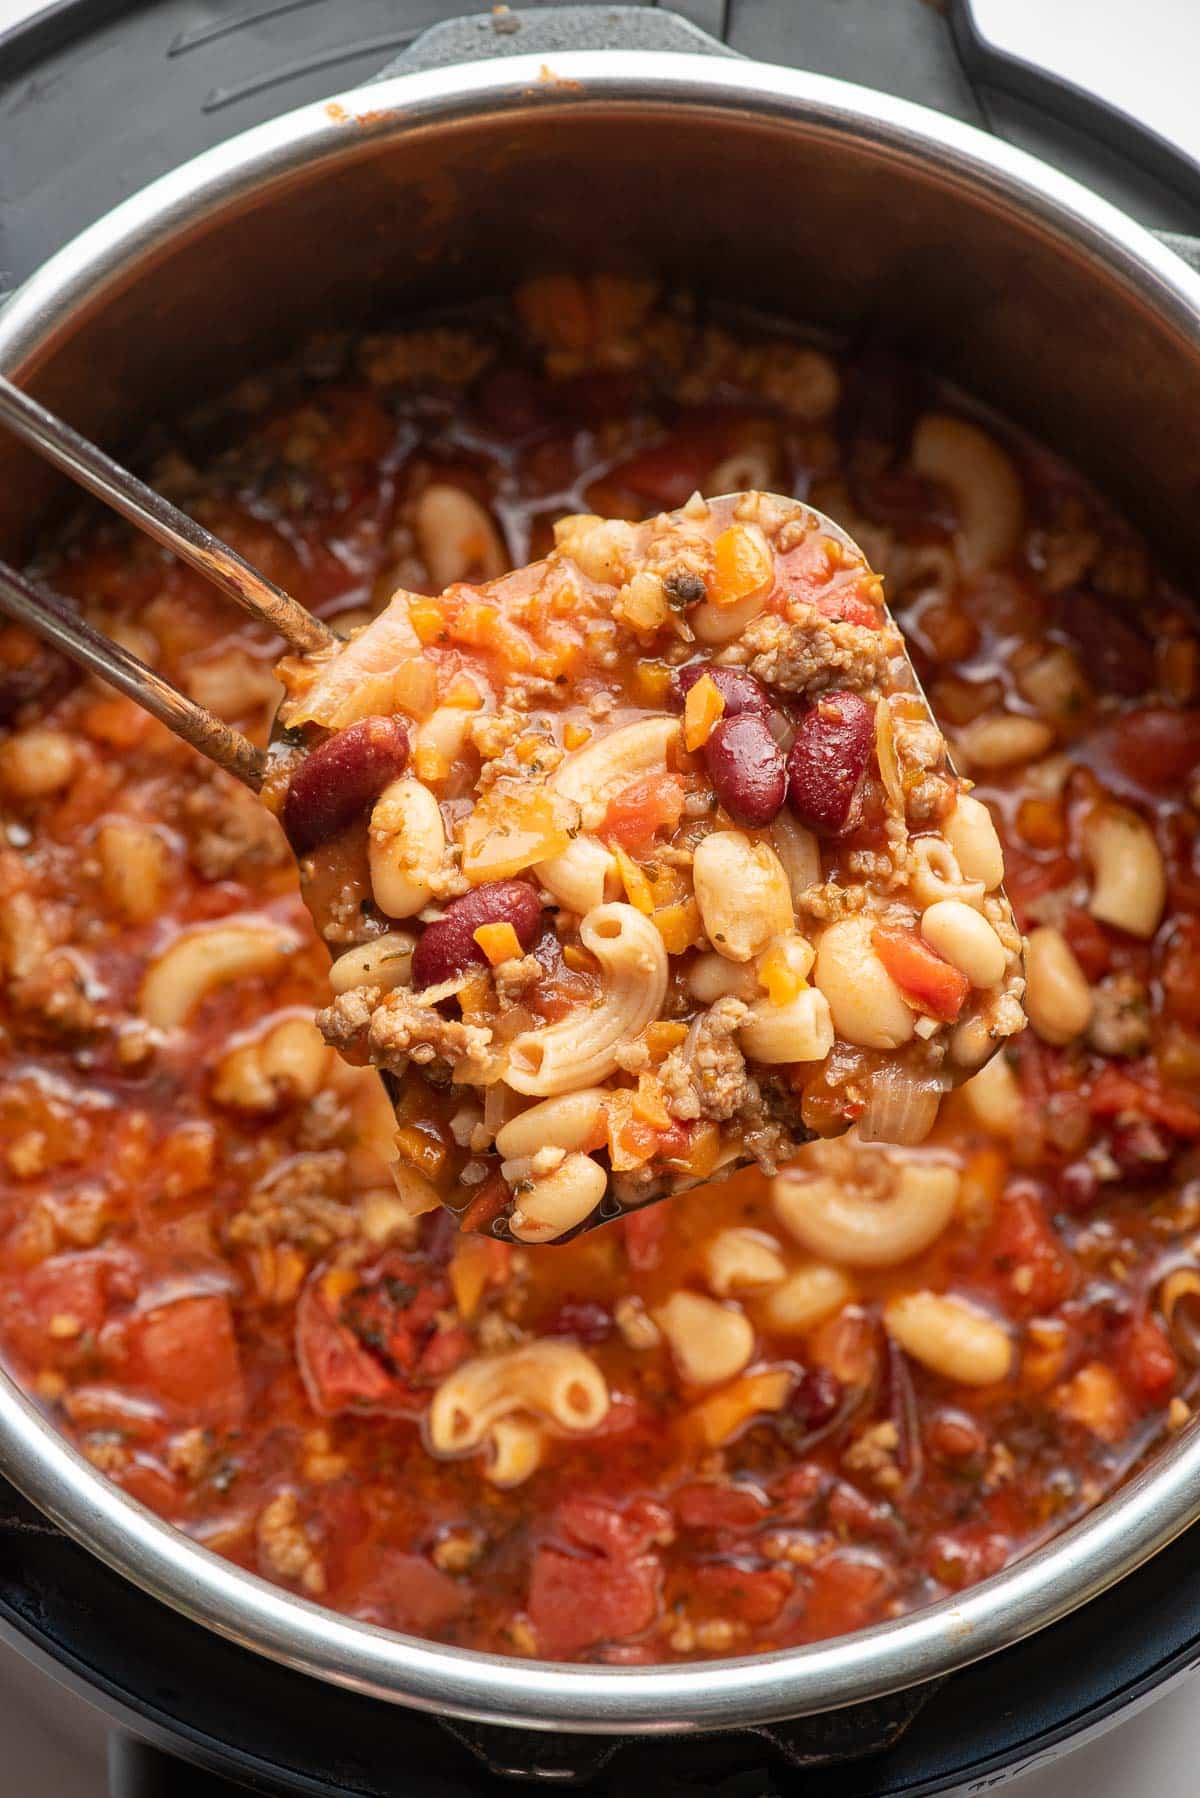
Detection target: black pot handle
<box><xmin>373</xmin><ymin>4</ymin><xmax>737</xmax><ymax>81</ymax></box>
<box><xmin>950</xmin><ymin>0</ymin><xmax>1200</xmax><ymax>205</ymax></box>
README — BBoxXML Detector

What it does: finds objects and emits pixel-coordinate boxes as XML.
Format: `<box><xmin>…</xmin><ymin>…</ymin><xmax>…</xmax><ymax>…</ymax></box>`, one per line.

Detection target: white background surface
<box><xmin>1</xmin><ymin>0</ymin><xmax>1199</xmax><ymax>1789</ymax></box>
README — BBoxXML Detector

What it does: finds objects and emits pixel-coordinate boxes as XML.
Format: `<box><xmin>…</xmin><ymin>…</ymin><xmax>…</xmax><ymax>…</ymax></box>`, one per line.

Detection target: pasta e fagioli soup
<box><xmin>0</xmin><ymin>278</ymin><xmax>1197</xmax><ymax>1663</ymax></box>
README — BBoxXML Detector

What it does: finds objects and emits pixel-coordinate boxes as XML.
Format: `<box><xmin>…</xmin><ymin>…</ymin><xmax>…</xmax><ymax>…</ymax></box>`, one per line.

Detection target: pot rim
<box><xmin>3</xmin><ymin>45</ymin><xmax>1200</xmax><ymax>1733</ymax></box>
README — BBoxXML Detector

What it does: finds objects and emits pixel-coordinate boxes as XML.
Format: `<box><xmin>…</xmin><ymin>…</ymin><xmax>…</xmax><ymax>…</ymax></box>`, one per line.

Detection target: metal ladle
<box><xmin>0</xmin><ymin>379</ymin><xmax>1023</xmax><ymax>1241</ymax></box>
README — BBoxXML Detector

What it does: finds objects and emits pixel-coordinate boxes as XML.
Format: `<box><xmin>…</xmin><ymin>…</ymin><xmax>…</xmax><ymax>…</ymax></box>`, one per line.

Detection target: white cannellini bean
<box><xmin>739</xmin><ymin>986</ymin><xmax>835</xmax><ymax>1064</ymax></box>
<box><xmin>686</xmin><ymin>951</ymin><xmax>760</xmax><ymax>1004</ymax></box>
<box><xmin>328</xmin><ymin>931</ymin><xmax>416</xmax><ymax>994</ymax></box>
<box><xmin>955</xmin><ymin>712</ymin><xmax>1056</xmax><ymax>772</ymax></box>
<box><xmin>813</xmin><ymin>917</ymin><xmax>915</xmax><ymax>1050</ymax></box>
<box><xmin>756</xmin><ymin>1262</ymin><xmax>855</xmax><ymax>1334</ymax></box>
<box><xmin>703</xmin><ymin>1228</ymin><xmax>787</xmax><ymax>1297</ymax></box>
<box><xmin>1023</xmin><ymin>925</ymin><xmax>1093</xmax><ymax>1046</ymax></box>
<box><xmin>920</xmin><ymin>900</ymin><xmax>1007</xmax><ymax>989</ymax></box>
<box><xmin>942</xmin><ymin>794</ymin><xmax>1005</xmax><ymax>891</ymax></box>
<box><xmin>883</xmin><ymin>1290</ymin><xmax>1012</xmax><ymax>1386</ymax></box>
<box><xmin>507</xmin><ymin>1152</ymin><xmax>607</xmax><ymax>1243</ymax></box>
<box><xmin>494</xmin><ymin>1089</ymin><xmax>609</xmax><ymax>1160</ymax></box>
<box><xmin>414</xmin><ymin>484</ymin><xmax>507</xmax><ymax>589</ymax></box>
<box><xmin>911</xmin><ymin>414</ymin><xmax>1025</xmax><ymax>574</ymax></box>
<box><xmin>653</xmin><ymin>1291</ymin><xmax>755</xmax><ymax>1385</ymax></box>
<box><xmin>692</xmin><ymin>832</ymin><xmax>794</xmax><ymax>962</ymax></box>
<box><xmin>1084</xmin><ymin>805</ymin><xmax>1166</xmax><ymax>940</ymax></box>
<box><xmin>368</xmin><ymin>777</ymin><xmax>445</xmax><ymax>919</ymax></box>
<box><xmin>414</xmin><ymin>705</ymin><xmax>476</xmax><ymax>783</ymax></box>
<box><xmin>962</xmin><ymin>1052</ymin><xmax>1023</xmax><ymax>1137</ymax></box>
<box><xmin>0</xmin><ymin>727</ymin><xmax>76</xmax><ymax>799</ymax></box>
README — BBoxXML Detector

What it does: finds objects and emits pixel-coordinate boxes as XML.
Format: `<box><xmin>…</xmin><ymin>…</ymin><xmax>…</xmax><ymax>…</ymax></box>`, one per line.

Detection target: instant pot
<box><xmin>3</xmin><ymin>3</ymin><xmax>1200</xmax><ymax>1792</ymax></box>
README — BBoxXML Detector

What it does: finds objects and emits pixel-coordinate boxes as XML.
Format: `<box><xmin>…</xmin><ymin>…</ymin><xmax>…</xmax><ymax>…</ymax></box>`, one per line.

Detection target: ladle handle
<box><xmin>0</xmin><ymin>376</ymin><xmax>334</xmax><ymax>658</ymax></box>
<box><xmin>0</xmin><ymin>558</ymin><xmax>266</xmax><ymax>791</ymax></box>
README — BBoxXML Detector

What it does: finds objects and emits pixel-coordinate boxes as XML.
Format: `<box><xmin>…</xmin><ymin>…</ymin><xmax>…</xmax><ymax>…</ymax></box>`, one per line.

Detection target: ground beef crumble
<box><xmin>318</xmin><ymin>985</ymin><xmax>494</xmax><ymax>1081</ymax></box>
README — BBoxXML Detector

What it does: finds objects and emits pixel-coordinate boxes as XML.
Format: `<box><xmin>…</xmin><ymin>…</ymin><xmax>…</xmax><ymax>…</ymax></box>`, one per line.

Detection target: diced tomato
<box><xmin>674</xmin><ymin>1482</ymin><xmax>768</xmax><ymax>1534</ymax></box>
<box><xmin>812</xmin><ymin>587</ymin><xmax>881</xmax><ymax>630</ymax></box>
<box><xmin>689</xmin><ymin>1559</ymin><xmax>792</xmax><ymax>1626</ymax></box>
<box><xmin>601</xmin><ymin>773</ymin><xmax>686</xmax><ymax>849</ymax></box>
<box><xmin>1</xmin><ymin>1252</ymin><xmax>126</xmax><ymax>1368</ymax></box>
<box><xmin>801</xmin><ymin>1550</ymin><xmax>894</xmax><ymax>1641</ymax></box>
<box><xmin>872</xmin><ymin>925</ymin><xmax>970</xmax><ymax>1023</ymax></box>
<box><xmin>985</xmin><ymin>1184</ymin><xmax>1073</xmax><ymax>1314</ymax></box>
<box><xmin>1118</xmin><ymin>1316</ymin><xmax>1178</xmax><ymax>1404</ymax></box>
<box><xmin>1162</xmin><ymin>919</ymin><xmax>1200</xmax><ymax>1030</ymax></box>
<box><xmin>1001</xmin><ymin>848</ymin><xmax>1076</xmax><ymax>933</ymax></box>
<box><xmin>1113</xmin><ymin>708</ymin><xmax>1200</xmax><ymax>787</ymax></box>
<box><xmin>133</xmin><ymin>1295</ymin><xmax>245</xmax><ymax>1425</ymax></box>
<box><xmin>1060</xmin><ymin>908</ymin><xmax>1113</xmax><ymax>982</ymax></box>
<box><xmin>555</xmin><ymin>1494</ymin><xmax>672</xmax><ymax>1558</ymax></box>
<box><xmin>295</xmin><ymin>1255</ymin><xmax>460</xmax><ymax>1417</ymax></box>
<box><xmin>362</xmin><ymin>1549</ymin><xmax>470</xmax><ymax>1633</ymax></box>
<box><xmin>1089</xmin><ymin>1066</ymin><xmax>1200</xmax><ymax>1138</ymax></box>
<box><xmin>296</xmin><ymin>1283</ymin><xmax>397</xmax><ymax>1414</ymax></box>
<box><xmin>528</xmin><ymin>1495</ymin><xmax>669</xmax><ymax>1658</ymax></box>
<box><xmin>623</xmin><ymin>1204</ymin><xmax>668</xmax><ymax>1273</ymax></box>
<box><xmin>118</xmin><ymin>1456</ymin><xmax>183</xmax><ymax>1516</ymax></box>
<box><xmin>529</xmin><ymin>1544</ymin><xmax>661</xmax><ymax>1659</ymax></box>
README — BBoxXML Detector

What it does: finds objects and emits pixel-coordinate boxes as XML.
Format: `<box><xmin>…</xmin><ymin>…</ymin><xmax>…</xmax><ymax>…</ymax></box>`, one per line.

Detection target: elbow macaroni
<box><xmin>536</xmin><ymin>717</ymin><xmax>679</xmax><ymax>912</ymax></box>
<box><xmin>506</xmin><ymin>904</ymin><xmax>668</xmax><ymax>1095</ymax></box>
<box><xmin>368</xmin><ymin>778</ymin><xmax>446</xmax><ymax>919</ymax></box>
<box><xmin>428</xmin><ymin>1339</ymin><xmax>610</xmax><ymax>1471</ymax></box>
<box><xmin>773</xmin><ymin>1154</ymin><xmax>960</xmax><ymax>1268</ymax></box>
<box><xmin>140</xmin><ymin>919</ymin><xmax>300</xmax><ymax>1030</ymax></box>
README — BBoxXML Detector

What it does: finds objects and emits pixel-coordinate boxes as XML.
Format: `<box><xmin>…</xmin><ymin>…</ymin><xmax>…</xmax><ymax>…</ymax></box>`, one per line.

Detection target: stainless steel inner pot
<box><xmin>2</xmin><ymin>31</ymin><xmax>1200</xmax><ymax>1737</ymax></box>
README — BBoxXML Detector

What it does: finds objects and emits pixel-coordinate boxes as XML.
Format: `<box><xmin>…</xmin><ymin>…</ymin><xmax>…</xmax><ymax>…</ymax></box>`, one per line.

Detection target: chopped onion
<box><xmin>875</xmin><ymin>698</ymin><xmax>905</xmax><ymax>811</ymax></box>
<box><xmin>857</xmin><ymin>1062</ymin><xmax>942</xmax><ymax>1146</ymax></box>
<box><xmin>771</xmin><ymin>809</ymin><xmax>821</xmax><ymax>902</ymax></box>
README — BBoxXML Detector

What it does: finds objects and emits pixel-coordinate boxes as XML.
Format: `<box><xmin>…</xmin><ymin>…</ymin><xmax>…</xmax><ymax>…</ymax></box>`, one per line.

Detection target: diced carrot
<box><xmin>458</xmin><ymin>1174</ymin><xmax>511</xmax><ymax>1234</ymax></box>
<box><xmin>473</xmin><ymin>921</ymin><xmax>523</xmax><ymax>966</ymax></box>
<box><xmin>683</xmin><ymin>673</ymin><xmax>725</xmax><ymax>751</ymax></box>
<box><xmin>643</xmin><ymin>1020</ymin><xmax>689</xmax><ymax>1060</ymax></box>
<box><xmin>632</xmin><ymin>1073</ymin><xmax>672</xmax><ymax>1129</ymax></box>
<box><xmin>651</xmin><ymin>898</ymin><xmax>703</xmax><ymax>954</ymax></box>
<box><xmin>601</xmin><ymin>773</ymin><xmax>686</xmax><ymax>848</ymax></box>
<box><xmin>872</xmin><ymin>924</ymin><xmax>970</xmax><ymax>1023</ymax></box>
<box><xmin>709</xmin><ymin>525</ymin><xmax>773</xmax><ymax>609</ymax></box>
<box><xmin>635</xmin><ymin>662</ymin><xmax>674</xmax><ymax>706</ymax></box>
<box><xmin>613</xmin><ymin>845</ymin><xmax>655</xmax><ymax>913</ymax></box>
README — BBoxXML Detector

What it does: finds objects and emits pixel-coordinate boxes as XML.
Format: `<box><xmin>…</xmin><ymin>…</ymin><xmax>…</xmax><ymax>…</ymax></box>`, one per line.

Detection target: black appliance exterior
<box><xmin>1</xmin><ymin>3</ymin><xmax>1199</xmax><ymax>1792</ymax></box>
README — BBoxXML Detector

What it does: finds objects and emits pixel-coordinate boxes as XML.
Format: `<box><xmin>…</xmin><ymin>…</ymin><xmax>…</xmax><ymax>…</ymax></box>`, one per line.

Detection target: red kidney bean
<box><xmin>539</xmin><ymin>1301</ymin><xmax>613</xmax><ymax>1343</ymax></box>
<box><xmin>411</xmin><ymin>880</ymin><xmax>543</xmax><ymax>988</ymax></box>
<box><xmin>1059</xmin><ymin>587</ymin><xmax>1153</xmax><ymax>698</ymax></box>
<box><xmin>474</xmin><ymin>367</ymin><xmax>552</xmax><ymax>437</ymax></box>
<box><xmin>0</xmin><ymin>640</ymin><xmax>74</xmax><ymax>725</ymax></box>
<box><xmin>282</xmin><ymin>716</ymin><xmax>410</xmax><ymax>854</ymax></box>
<box><xmin>838</xmin><ymin>346</ymin><xmax>924</xmax><ymax>466</ymax></box>
<box><xmin>786</xmin><ymin>690</ymin><xmax>875</xmax><ymax>834</ymax></box>
<box><xmin>1108</xmin><ymin>1118</ymin><xmax>1174</xmax><ymax>1185</ymax></box>
<box><xmin>671</xmin><ymin>661</ymin><xmax>772</xmax><ymax>718</ymax></box>
<box><xmin>705</xmin><ymin>713</ymin><xmax>787</xmax><ymax>826</ymax></box>
<box><xmin>788</xmin><ymin>1367</ymin><xmax>843</xmax><ymax>1433</ymax></box>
